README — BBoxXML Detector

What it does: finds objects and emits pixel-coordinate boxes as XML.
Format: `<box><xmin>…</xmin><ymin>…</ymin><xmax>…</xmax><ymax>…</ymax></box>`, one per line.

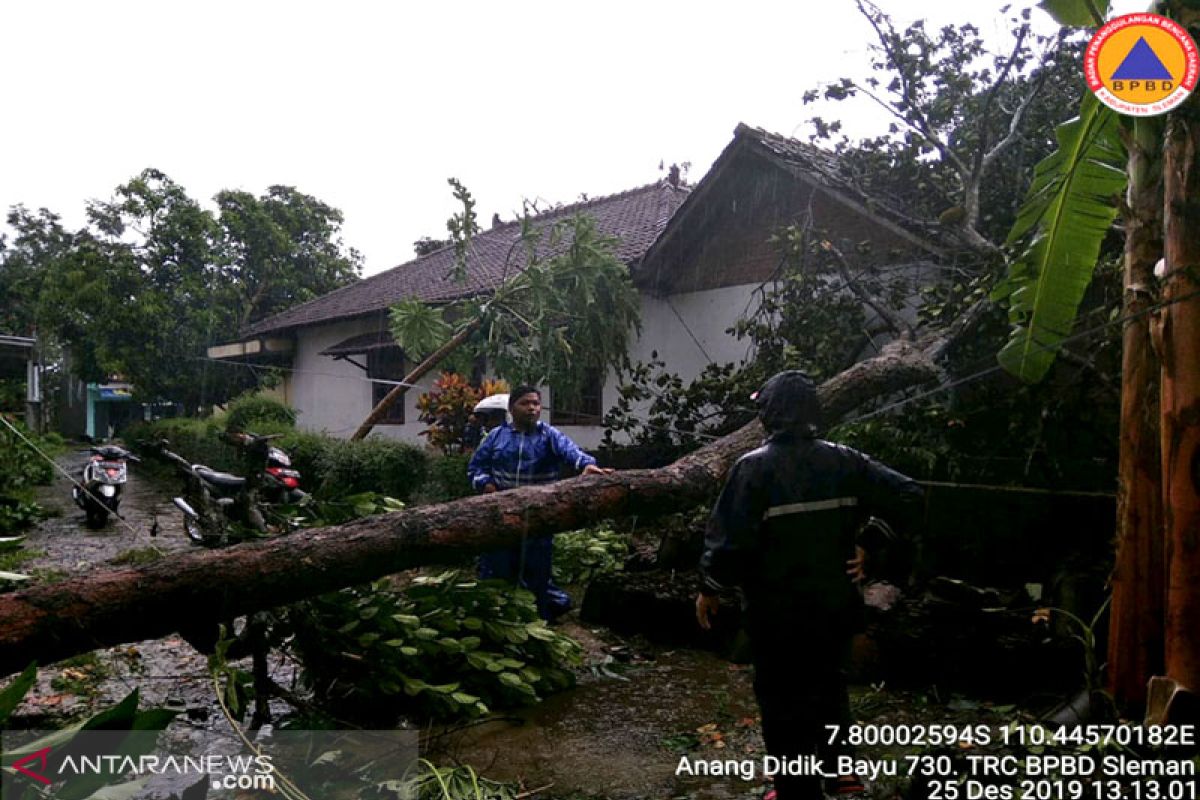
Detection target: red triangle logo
<box><xmin>12</xmin><ymin>746</ymin><xmax>53</xmax><ymax>785</ymax></box>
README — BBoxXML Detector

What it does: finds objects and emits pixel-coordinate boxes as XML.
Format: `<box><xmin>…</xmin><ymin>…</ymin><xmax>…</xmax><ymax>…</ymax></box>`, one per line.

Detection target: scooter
<box><xmin>160</xmin><ymin>433</ymin><xmax>305</xmax><ymax>546</ymax></box>
<box><xmin>73</xmin><ymin>444</ymin><xmax>139</xmax><ymax>529</ymax></box>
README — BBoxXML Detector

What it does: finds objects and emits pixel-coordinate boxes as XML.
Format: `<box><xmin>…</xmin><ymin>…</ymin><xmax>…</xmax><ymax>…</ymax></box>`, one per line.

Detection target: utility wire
<box><xmin>0</xmin><ymin>414</ymin><xmax>160</xmax><ymax>543</ymax></box>
<box><xmin>11</xmin><ymin>286</ymin><xmax>1196</xmax><ymax>513</ymax></box>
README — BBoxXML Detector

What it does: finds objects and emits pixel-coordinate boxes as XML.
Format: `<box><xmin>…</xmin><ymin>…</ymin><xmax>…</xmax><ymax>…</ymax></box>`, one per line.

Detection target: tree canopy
<box><xmin>0</xmin><ymin>168</ymin><xmax>361</xmax><ymax>411</ymax></box>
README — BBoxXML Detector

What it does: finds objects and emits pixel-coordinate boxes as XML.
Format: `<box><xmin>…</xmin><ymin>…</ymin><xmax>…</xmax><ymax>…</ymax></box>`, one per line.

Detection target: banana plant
<box><xmin>992</xmin><ymin>0</ymin><xmax>1132</xmax><ymax>383</ymax></box>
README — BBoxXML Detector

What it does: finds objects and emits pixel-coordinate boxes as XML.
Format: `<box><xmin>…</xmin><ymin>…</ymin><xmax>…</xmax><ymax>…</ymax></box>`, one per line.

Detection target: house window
<box><xmin>553</xmin><ymin>370</ymin><xmax>604</xmax><ymax>426</ymax></box>
<box><xmin>367</xmin><ymin>347</ymin><xmax>406</xmax><ymax>424</ymax></box>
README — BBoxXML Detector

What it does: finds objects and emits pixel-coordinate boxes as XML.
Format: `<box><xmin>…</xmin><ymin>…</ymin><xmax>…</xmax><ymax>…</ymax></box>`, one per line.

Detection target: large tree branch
<box><xmin>821</xmin><ymin>240</ymin><xmax>915</xmax><ymax>340</ymax></box>
<box><xmin>0</xmin><ymin>346</ymin><xmax>946</xmax><ymax>677</ymax></box>
<box><xmin>978</xmin><ymin>35</ymin><xmax>1060</xmax><ymax>177</ymax></box>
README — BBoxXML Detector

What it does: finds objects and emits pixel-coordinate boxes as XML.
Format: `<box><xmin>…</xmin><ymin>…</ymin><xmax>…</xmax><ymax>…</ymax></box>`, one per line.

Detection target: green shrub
<box><xmin>553</xmin><ymin>524</ymin><xmax>631</xmax><ymax>585</ymax></box>
<box><xmin>283</xmin><ymin>571</ymin><xmax>582</xmax><ymax>723</ymax></box>
<box><xmin>273</xmin><ymin>429</ymin><xmax>335</xmax><ymax>490</ymax></box>
<box><xmin>222</xmin><ymin>393</ymin><xmax>297</xmax><ymax>433</ymax></box>
<box><xmin>128</xmin><ymin>418</ymin><xmax>431</xmax><ymax>501</ymax></box>
<box><xmin>0</xmin><ymin>496</ymin><xmax>49</xmax><ymax>535</ymax></box>
<box><xmin>126</xmin><ymin>417</ymin><xmax>241</xmax><ymax>474</ymax></box>
<box><xmin>317</xmin><ymin>436</ymin><xmax>429</xmax><ymax>501</ymax></box>
<box><xmin>419</xmin><ymin>454</ymin><xmax>474</xmax><ymax>503</ymax></box>
<box><xmin>0</xmin><ymin>419</ymin><xmax>58</xmax><ymax>492</ymax></box>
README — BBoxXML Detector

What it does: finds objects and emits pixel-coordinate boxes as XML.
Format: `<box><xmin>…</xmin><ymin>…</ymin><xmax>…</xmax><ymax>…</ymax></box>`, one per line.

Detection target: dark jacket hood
<box><xmin>754</xmin><ymin>370</ymin><xmax>822</xmax><ymax>437</ymax></box>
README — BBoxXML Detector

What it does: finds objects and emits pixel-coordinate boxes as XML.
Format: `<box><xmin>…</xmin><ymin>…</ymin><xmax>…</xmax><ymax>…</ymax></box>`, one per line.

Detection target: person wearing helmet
<box><xmin>695</xmin><ymin>371</ymin><xmax>922</xmax><ymax>800</ymax></box>
<box><xmin>468</xmin><ymin>384</ymin><xmax>612</xmax><ymax>620</ymax></box>
<box><xmin>463</xmin><ymin>393</ymin><xmax>509</xmax><ymax>449</ymax></box>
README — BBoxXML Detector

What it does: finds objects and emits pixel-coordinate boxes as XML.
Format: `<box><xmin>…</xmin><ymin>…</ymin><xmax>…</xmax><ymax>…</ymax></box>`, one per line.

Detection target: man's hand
<box><xmin>582</xmin><ymin>464</ymin><xmax>614</xmax><ymax>476</ymax></box>
<box><xmin>696</xmin><ymin>593</ymin><xmax>720</xmax><ymax>630</ymax></box>
<box><xmin>483</xmin><ymin>483</ymin><xmax>498</xmax><ymax>494</ymax></box>
<box><xmin>846</xmin><ymin>545</ymin><xmax>867</xmax><ymax>584</ymax></box>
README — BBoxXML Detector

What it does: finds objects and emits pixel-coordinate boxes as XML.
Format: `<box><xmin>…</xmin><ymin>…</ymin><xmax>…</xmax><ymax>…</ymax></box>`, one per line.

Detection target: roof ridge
<box><xmin>242</xmin><ymin>179</ymin><xmax>687</xmax><ymax>338</ymax></box>
<box><xmin>487</xmin><ymin>178</ymin><xmax>683</xmax><ymax>232</ymax></box>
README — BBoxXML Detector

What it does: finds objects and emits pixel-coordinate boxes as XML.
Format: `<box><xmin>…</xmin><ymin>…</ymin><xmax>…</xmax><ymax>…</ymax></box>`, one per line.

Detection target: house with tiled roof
<box><xmin>210</xmin><ymin>179</ymin><xmax>689</xmax><ymax>443</ymax></box>
<box><xmin>210</xmin><ymin>123</ymin><xmax>944</xmax><ymax>448</ymax></box>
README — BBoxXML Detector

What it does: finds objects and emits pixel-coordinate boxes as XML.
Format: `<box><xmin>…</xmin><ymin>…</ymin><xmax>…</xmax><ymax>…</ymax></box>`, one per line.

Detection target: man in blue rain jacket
<box><xmin>468</xmin><ymin>384</ymin><xmax>611</xmax><ymax>619</ymax></box>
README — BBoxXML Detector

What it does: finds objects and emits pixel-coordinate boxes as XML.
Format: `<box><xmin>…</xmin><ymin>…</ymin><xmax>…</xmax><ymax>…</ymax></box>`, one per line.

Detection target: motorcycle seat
<box><xmin>194</xmin><ymin>466</ymin><xmax>246</xmax><ymax>489</ymax></box>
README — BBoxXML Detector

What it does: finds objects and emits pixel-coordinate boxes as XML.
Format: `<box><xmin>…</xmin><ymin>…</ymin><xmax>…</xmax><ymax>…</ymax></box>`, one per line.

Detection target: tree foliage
<box><xmin>0</xmin><ymin>168</ymin><xmax>361</xmax><ymax>411</ymax></box>
<box><xmin>604</xmin><ymin>5</ymin><xmax>1122</xmax><ymax>489</ymax></box>
<box><xmin>388</xmin><ymin>197</ymin><xmax>641</xmax><ymax>410</ymax></box>
<box><xmin>805</xmin><ymin>2</ymin><xmax>1088</xmax><ymax>246</ymax></box>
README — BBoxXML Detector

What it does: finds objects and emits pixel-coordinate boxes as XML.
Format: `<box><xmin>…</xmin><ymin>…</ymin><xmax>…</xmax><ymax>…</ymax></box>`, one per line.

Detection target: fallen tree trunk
<box><xmin>0</xmin><ymin>344</ymin><xmax>940</xmax><ymax>676</ymax></box>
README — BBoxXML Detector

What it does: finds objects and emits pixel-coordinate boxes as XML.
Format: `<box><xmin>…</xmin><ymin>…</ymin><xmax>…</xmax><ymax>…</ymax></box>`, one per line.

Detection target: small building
<box><xmin>0</xmin><ymin>334</ymin><xmax>43</xmax><ymax>432</ymax></box>
<box><xmin>58</xmin><ymin>377</ymin><xmax>146</xmax><ymax>441</ymax></box>
<box><xmin>210</xmin><ymin>124</ymin><xmax>945</xmax><ymax>448</ymax></box>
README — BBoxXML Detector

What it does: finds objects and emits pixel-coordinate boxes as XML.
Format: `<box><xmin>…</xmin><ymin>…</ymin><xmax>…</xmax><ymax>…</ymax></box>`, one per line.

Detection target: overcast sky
<box><xmin>0</xmin><ymin>1</ymin><xmax>1142</xmax><ymax>277</ymax></box>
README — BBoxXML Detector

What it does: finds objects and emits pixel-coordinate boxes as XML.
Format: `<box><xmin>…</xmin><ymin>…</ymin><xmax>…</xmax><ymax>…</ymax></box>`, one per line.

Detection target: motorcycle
<box><xmin>73</xmin><ymin>444</ymin><xmax>139</xmax><ymax>529</ymax></box>
<box><xmin>160</xmin><ymin>432</ymin><xmax>306</xmax><ymax>546</ymax></box>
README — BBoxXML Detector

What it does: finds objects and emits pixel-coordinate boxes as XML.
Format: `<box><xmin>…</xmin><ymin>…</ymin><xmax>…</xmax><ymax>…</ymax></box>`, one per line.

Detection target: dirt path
<box><xmin>13</xmin><ymin>449</ymin><xmax>238</xmax><ymax>722</ymax></box>
<box><xmin>9</xmin><ymin>449</ymin><xmax>771</xmax><ymax>799</ymax></box>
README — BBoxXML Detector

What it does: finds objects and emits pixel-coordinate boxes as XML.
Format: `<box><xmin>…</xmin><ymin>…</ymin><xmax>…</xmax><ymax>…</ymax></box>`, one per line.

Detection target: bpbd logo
<box><xmin>1086</xmin><ymin>13</ymin><xmax>1198</xmax><ymax>116</ymax></box>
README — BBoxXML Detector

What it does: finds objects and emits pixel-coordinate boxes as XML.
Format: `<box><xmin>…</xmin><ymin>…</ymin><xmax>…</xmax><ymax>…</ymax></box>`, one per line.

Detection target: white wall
<box><xmin>557</xmin><ymin>283</ymin><xmax>762</xmax><ymax>450</ymax></box>
<box><xmin>289</xmin><ymin>320</ymin><xmax>439</xmax><ymax>442</ymax></box>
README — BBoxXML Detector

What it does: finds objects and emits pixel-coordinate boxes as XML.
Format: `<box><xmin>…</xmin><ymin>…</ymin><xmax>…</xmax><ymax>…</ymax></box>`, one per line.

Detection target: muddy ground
<box><xmin>7</xmin><ymin>450</ymin><xmax>774</xmax><ymax>799</ymax></box>
<box><xmin>3</xmin><ymin>448</ymin><xmax>1071</xmax><ymax>800</ymax></box>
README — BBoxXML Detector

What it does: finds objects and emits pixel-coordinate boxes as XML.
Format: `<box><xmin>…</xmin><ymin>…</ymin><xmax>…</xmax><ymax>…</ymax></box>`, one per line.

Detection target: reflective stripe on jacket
<box><xmin>467</xmin><ymin>421</ymin><xmax>596</xmax><ymax>492</ymax></box>
<box><xmin>701</xmin><ymin>435</ymin><xmax>922</xmax><ymax>622</ymax></box>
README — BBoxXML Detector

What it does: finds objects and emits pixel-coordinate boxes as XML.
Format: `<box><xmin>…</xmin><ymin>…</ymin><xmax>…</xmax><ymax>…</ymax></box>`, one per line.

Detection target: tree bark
<box><xmin>1107</xmin><ymin>118</ymin><xmax>1165</xmax><ymax>713</ymax></box>
<box><xmin>0</xmin><ymin>344</ymin><xmax>941</xmax><ymax>676</ymax></box>
<box><xmin>350</xmin><ymin>319</ymin><xmax>481</xmax><ymax>441</ymax></box>
<box><xmin>1161</xmin><ymin>104</ymin><xmax>1200</xmax><ymax>693</ymax></box>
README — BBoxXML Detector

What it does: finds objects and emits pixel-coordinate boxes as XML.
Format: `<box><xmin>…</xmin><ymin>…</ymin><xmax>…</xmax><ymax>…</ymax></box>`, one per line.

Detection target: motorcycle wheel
<box><xmin>85</xmin><ymin>506</ymin><xmax>108</xmax><ymax>529</ymax></box>
<box><xmin>183</xmin><ymin>513</ymin><xmax>206</xmax><ymax>545</ymax></box>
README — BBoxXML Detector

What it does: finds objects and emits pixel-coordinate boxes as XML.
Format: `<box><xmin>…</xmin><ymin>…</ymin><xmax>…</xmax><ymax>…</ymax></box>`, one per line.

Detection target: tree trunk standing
<box><xmin>0</xmin><ymin>345</ymin><xmax>942</xmax><ymax>676</ymax></box>
<box><xmin>1107</xmin><ymin>118</ymin><xmax>1165</xmax><ymax>712</ymax></box>
<box><xmin>350</xmin><ymin>319</ymin><xmax>481</xmax><ymax>441</ymax></box>
<box><xmin>1161</xmin><ymin>105</ymin><xmax>1200</xmax><ymax>692</ymax></box>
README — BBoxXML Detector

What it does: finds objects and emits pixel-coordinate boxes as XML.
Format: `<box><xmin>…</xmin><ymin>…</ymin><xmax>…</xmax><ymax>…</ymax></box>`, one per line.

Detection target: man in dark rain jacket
<box><xmin>696</xmin><ymin>371</ymin><xmax>923</xmax><ymax>800</ymax></box>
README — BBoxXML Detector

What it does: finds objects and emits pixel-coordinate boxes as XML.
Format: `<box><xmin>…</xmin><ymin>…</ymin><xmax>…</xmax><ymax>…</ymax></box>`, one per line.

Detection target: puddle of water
<box><xmin>435</xmin><ymin>648</ymin><xmax>764</xmax><ymax>799</ymax></box>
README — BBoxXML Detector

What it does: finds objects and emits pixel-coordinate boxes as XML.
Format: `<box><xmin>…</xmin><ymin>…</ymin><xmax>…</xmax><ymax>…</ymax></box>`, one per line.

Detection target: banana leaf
<box><xmin>993</xmin><ymin>93</ymin><xmax>1127</xmax><ymax>382</ymax></box>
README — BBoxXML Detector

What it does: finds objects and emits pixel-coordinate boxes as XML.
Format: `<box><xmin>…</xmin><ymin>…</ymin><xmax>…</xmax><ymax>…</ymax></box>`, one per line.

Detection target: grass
<box><xmin>109</xmin><ymin>547</ymin><xmax>164</xmax><ymax>567</ymax></box>
<box><xmin>0</xmin><ymin>547</ymin><xmax>42</xmax><ymax>573</ymax></box>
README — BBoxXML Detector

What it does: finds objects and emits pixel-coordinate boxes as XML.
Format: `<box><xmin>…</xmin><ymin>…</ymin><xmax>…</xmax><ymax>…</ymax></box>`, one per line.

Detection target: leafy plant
<box><xmin>553</xmin><ymin>524</ymin><xmax>630</xmax><ymax>585</ymax></box>
<box><xmin>417</xmin><ymin>373</ymin><xmax>482</xmax><ymax>453</ymax></box>
<box><xmin>0</xmin><ymin>662</ymin><xmax>177</xmax><ymax>800</ymax></box>
<box><xmin>416</xmin><ymin>375</ymin><xmax>510</xmax><ymax>455</ymax></box>
<box><xmin>0</xmin><ymin>418</ymin><xmax>58</xmax><ymax>491</ymax></box>
<box><xmin>282</xmin><ymin>571</ymin><xmax>582</xmax><ymax>722</ymax></box>
<box><xmin>284</xmin><ymin>491</ymin><xmax>405</xmax><ymax>527</ymax></box>
<box><xmin>222</xmin><ymin>392</ymin><xmax>298</xmax><ymax>432</ymax></box>
<box><xmin>0</xmin><ymin>497</ymin><xmax>48</xmax><ymax>536</ymax></box>
<box><xmin>380</xmin><ymin>760</ymin><xmax>518</xmax><ymax>800</ymax></box>
<box><xmin>992</xmin><ymin>93</ymin><xmax>1126</xmax><ymax>382</ymax></box>
<box><xmin>108</xmin><ymin>547</ymin><xmax>165</xmax><ymax>567</ymax></box>
<box><xmin>1032</xmin><ymin>595</ymin><xmax>1113</xmax><ymax>697</ymax></box>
